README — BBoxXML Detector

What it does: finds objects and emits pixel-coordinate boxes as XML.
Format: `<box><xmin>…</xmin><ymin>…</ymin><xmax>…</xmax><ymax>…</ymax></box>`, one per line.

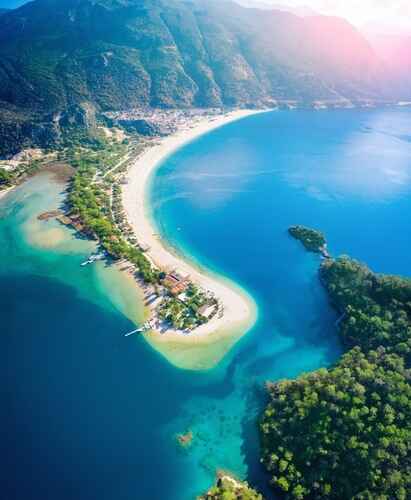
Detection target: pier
<box><xmin>124</xmin><ymin>319</ymin><xmax>155</xmax><ymax>337</ymax></box>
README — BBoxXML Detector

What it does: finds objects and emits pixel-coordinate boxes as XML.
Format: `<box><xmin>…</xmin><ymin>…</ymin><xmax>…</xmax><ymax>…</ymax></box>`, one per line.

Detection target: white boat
<box><xmin>80</xmin><ymin>252</ymin><xmax>105</xmax><ymax>266</ymax></box>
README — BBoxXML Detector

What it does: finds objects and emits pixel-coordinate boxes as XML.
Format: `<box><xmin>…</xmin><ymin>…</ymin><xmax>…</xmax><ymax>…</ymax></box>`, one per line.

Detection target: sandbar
<box><xmin>122</xmin><ymin>109</ymin><xmax>266</xmax><ymax>370</ymax></box>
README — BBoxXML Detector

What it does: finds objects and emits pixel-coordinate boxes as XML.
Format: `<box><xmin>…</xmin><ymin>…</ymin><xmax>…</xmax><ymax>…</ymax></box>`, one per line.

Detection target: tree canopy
<box><xmin>289</xmin><ymin>225</ymin><xmax>326</xmax><ymax>253</ymax></box>
<box><xmin>260</xmin><ymin>256</ymin><xmax>411</xmax><ymax>499</ymax></box>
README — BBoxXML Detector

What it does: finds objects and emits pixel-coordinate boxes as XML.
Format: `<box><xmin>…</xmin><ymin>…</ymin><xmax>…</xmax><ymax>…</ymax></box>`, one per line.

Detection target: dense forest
<box><xmin>288</xmin><ymin>225</ymin><xmax>326</xmax><ymax>253</ymax></box>
<box><xmin>260</xmin><ymin>256</ymin><xmax>411</xmax><ymax>499</ymax></box>
<box><xmin>320</xmin><ymin>257</ymin><xmax>411</xmax><ymax>358</ymax></box>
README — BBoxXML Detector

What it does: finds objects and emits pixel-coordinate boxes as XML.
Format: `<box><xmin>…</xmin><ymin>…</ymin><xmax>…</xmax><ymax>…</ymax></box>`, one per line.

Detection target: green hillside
<box><xmin>0</xmin><ymin>0</ymin><xmax>389</xmax><ymax>155</ymax></box>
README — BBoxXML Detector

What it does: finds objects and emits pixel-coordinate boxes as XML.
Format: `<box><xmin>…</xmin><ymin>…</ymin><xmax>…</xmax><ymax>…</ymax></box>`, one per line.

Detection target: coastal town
<box><xmin>37</xmin><ymin>203</ymin><xmax>221</xmax><ymax>336</ymax></box>
<box><xmin>37</xmin><ymin>204</ymin><xmax>222</xmax><ymax>338</ymax></box>
<box><xmin>29</xmin><ymin>108</ymin><xmax>235</xmax><ymax>338</ymax></box>
<box><xmin>103</xmin><ymin>107</ymin><xmax>228</xmax><ymax>136</ymax></box>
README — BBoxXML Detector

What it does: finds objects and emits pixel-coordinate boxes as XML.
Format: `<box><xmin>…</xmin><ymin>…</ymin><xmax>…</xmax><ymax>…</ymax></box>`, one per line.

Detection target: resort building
<box><xmin>198</xmin><ymin>304</ymin><xmax>217</xmax><ymax>319</ymax></box>
<box><xmin>170</xmin><ymin>281</ymin><xmax>188</xmax><ymax>296</ymax></box>
<box><xmin>163</xmin><ymin>270</ymin><xmax>191</xmax><ymax>296</ymax></box>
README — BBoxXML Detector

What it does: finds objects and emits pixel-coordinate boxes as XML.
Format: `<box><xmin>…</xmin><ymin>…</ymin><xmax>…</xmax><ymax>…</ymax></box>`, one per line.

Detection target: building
<box><xmin>163</xmin><ymin>271</ymin><xmax>190</xmax><ymax>296</ymax></box>
<box><xmin>170</xmin><ymin>282</ymin><xmax>188</xmax><ymax>296</ymax></box>
<box><xmin>198</xmin><ymin>304</ymin><xmax>217</xmax><ymax>319</ymax></box>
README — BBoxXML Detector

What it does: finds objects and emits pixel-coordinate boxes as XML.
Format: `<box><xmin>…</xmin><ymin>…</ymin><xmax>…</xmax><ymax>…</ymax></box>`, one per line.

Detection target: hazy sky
<box><xmin>1</xmin><ymin>0</ymin><xmax>410</xmax><ymax>33</ymax></box>
<box><xmin>271</xmin><ymin>0</ymin><xmax>411</xmax><ymax>33</ymax></box>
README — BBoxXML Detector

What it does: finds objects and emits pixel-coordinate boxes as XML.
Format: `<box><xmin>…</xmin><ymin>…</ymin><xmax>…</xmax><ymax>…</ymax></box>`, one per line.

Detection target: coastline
<box><xmin>0</xmin><ymin>172</ymin><xmax>147</xmax><ymax>331</ymax></box>
<box><xmin>0</xmin><ymin>186</ymin><xmax>14</xmax><ymax>200</ymax></box>
<box><xmin>122</xmin><ymin>109</ymin><xmax>264</xmax><ymax>370</ymax></box>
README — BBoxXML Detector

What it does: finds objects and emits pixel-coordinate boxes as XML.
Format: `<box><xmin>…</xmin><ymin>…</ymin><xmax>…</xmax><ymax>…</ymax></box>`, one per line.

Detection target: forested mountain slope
<box><xmin>0</xmin><ymin>0</ymin><xmax>402</xmax><ymax>155</ymax></box>
<box><xmin>0</xmin><ymin>0</ymin><xmax>383</xmax><ymax>112</ymax></box>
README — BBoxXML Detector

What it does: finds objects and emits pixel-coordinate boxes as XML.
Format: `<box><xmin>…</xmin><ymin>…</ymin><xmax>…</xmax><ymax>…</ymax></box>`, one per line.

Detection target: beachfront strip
<box><xmin>31</xmin><ymin>109</ymin><xmax>242</xmax><ymax>336</ymax></box>
<box><xmin>37</xmin><ymin>210</ymin><xmax>222</xmax><ymax>334</ymax></box>
<box><xmin>4</xmin><ymin>108</ymin><xmax>256</xmax><ymax>342</ymax></box>
<box><xmin>120</xmin><ymin>108</ymin><xmax>260</xmax><ymax>341</ymax></box>
<box><xmin>131</xmin><ymin>268</ymin><xmax>222</xmax><ymax>334</ymax></box>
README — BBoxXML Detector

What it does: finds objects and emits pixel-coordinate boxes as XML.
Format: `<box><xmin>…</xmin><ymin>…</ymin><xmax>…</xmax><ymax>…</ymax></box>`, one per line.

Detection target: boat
<box><xmin>80</xmin><ymin>252</ymin><xmax>106</xmax><ymax>266</ymax></box>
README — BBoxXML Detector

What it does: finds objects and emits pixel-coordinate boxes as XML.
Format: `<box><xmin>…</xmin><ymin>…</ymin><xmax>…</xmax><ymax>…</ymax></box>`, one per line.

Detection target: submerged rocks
<box><xmin>176</xmin><ymin>429</ymin><xmax>194</xmax><ymax>448</ymax></box>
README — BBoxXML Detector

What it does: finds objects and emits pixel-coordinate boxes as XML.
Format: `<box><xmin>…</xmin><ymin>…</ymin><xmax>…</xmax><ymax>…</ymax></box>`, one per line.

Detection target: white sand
<box><xmin>122</xmin><ymin>109</ymin><xmax>266</xmax><ymax>368</ymax></box>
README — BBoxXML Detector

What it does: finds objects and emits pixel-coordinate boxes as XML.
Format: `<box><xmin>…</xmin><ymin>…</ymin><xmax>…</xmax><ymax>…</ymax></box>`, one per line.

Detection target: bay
<box><xmin>2</xmin><ymin>108</ymin><xmax>411</xmax><ymax>499</ymax></box>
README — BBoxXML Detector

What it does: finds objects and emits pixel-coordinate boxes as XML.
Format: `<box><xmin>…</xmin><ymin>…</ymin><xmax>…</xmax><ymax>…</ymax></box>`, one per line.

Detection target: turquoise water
<box><xmin>2</xmin><ymin>109</ymin><xmax>411</xmax><ymax>499</ymax></box>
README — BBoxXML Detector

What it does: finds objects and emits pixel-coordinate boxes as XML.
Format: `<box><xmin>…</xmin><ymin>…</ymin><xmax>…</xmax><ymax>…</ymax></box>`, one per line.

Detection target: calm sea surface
<box><xmin>2</xmin><ymin>109</ymin><xmax>411</xmax><ymax>499</ymax></box>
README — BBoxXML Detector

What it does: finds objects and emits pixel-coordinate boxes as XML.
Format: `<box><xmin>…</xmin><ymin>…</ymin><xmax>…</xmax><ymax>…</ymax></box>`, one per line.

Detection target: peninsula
<box><xmin>121</xmin><ymin>109</ymin><xmax>262</xmax><ymax>370</ymax></box>
<box><xmin>3</xmin><ymin>108</ymin><xmax>260</xmax><ymax>370</ymax></box>
<box><xmin>260</xmin><ymin>237</ymin><xmax>411</xmax><ymax>499</ymax></box>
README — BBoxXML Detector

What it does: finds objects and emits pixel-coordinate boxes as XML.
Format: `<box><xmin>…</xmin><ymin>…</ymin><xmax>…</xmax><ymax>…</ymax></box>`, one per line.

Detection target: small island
<box><xmin>288</xmin><ymin>225</ymin><xmax>330</xmax><ymax>258</ymax></box>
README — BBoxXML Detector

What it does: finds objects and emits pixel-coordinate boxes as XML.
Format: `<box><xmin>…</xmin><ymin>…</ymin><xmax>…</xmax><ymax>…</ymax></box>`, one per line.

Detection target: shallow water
<box><xmin>2</xmin><ymin>109</ymin><xmax>411</xmax><ymax>499</ymax></box>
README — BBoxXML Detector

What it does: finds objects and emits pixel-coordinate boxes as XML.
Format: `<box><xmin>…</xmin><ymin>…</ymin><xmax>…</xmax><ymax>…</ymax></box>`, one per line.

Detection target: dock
<box><xmin>124</xmin><ymin>320</ymin><xmax>155</xmax><ymax>337</ymax></box>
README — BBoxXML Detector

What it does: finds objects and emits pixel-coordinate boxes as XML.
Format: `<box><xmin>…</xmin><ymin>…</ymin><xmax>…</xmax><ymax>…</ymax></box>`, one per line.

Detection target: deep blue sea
<box><xmin>1</xmin><ymin>109</ymin><xmax>411</xmax><ymax>500</ymax></box>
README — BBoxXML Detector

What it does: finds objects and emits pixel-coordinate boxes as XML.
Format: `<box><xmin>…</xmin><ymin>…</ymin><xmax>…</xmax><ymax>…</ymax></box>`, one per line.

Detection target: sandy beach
<box><xmin>122</xmin><ymin>109</ymin><xmax>264</xmax><ymax>370</ymax></box>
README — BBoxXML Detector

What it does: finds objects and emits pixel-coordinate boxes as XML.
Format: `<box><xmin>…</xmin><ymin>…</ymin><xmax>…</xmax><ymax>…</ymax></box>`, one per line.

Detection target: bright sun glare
<box><xmin>273</xmin><ymin>0</ymin><xmax>411</xmax><ymax>32</ymax></box>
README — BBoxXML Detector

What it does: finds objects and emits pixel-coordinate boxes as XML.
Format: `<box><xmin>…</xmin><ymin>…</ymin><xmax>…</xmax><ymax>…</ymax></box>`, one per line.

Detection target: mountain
<box><xmin>0</xmin><ymin>8</ymin><xmax>10</xmax><ymax>14</ymax></box>
<box><xmin>367</xmin><ymin>33</ymin><xmax>411</xmax><ymax>100</ymax></box>
<box><xmin>0</xmin><ymin>0</ymin><xmax>392</xmax><ymax>155</ymax></box>
<box><xmin>0</xmin><ymin>0</ymin><xmax>382</xmax><ymax>110</ymax></box>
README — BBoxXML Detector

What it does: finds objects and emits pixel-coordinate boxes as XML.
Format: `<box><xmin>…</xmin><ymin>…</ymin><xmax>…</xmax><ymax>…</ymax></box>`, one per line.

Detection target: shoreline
<box><xmin>1</xmin><ymin>171</ymin><xmax>149</xmax><ymax>335</ymax></box>
<box><xmin>122</xmin><ymin>109</ymin><xmax>265</xmax><ymax>370</ymax></box>
<box><xmin>0</xmin><ymin>185</ymin><xmax>14</xmax><ymax>200</ymax></box>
